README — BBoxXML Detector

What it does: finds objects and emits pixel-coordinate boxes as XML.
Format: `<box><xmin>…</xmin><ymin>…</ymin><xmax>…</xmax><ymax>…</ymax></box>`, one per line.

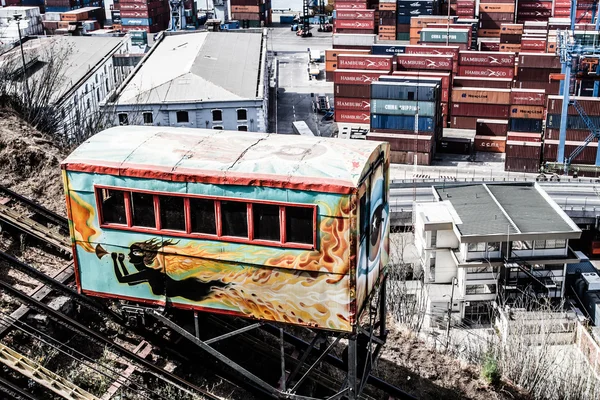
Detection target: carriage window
<box><xmin>159</xmin><ymin>196</ymin><xmax>185</xmax><ymax>231</ymax></box>
<box><xmin>99</xmin><ymin>189</ymin><xmax>126</xmax><ymax>224</ymax></box>
<box><xmin>253</xmin><ymin>204</ymin><xmax>280</xmax><ymax>241</ymax></box>
<box><xmin>131</xmin><ymin>192</ymin><xmax>156</xmax><ymax>228</ymax></box>
<box><xmin>190</xmin><ymin>198</ymin><xmax>216</xmax><ymax>235</ymax></box>
<box><xmin>221</xmin><ymin>201</ymin><xmax>248</xmax><ymax>237</ymax></box>
<box><xmin>359</xmin><ymin>194</ymin><xmax>367</xmax><ymax>240</ymax></box>
<box><xmin>286</xmin><ymin>206</ymin><xmax>313</xmax><ymax>244</ymax></box>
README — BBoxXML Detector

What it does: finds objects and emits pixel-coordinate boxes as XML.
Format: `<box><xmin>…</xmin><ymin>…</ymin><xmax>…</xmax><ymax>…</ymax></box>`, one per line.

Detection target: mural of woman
<box><xmin>111</xmin><ymin>238</ymin><xmax>228</xmax><ymax>301</ymax></box>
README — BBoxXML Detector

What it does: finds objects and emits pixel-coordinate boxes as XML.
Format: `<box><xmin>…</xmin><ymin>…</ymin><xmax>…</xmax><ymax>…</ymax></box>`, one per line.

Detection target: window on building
<box><xmin>143</xmin><ymin>112</ymin><xmax>153</xmax><ymax>124</ymax></box>
<box><xmin>253</xmin><ymin>204</ymin><xmax>280</xmax><ymax>241</ymax></box>
<box><xmin>105</xmin><ymin>78</ymin><xmax>109</xmax><ymax>91</ymax></box>
<box><xmin>212</xmin><ymin>109</ymin><xmax>222</xmax><ymax>122</ymax></box>
<box><xmin>430</xmin><ymin>231</ymin><xmax>437</xmax><ymax>247</ymax></box>
<box><xmin>487</xmin><ymin>242</ymin><xmax>500</xmax><ymax>252</ymax></box>
<box><xmin>99</xmin><ymin>189</ymin><xmax>126</xmax><ymax>224</ymax></box>
<box><xmin>190</xmin><ymin>198</ymin><xmax>216</xmax><ymax>235</ymax></box>
<box><xmin>95</xmin><ymin>75</ymin><xmax>98</xmax><ymax>84</ymax></box>
<box><xmin>238</xmin><ymin>125</ymin><xmax>248</xmax><ymax>131</ymax></box>
<box><xmin>87</xmin><ymin>99</ymin><xmax>91</xmax><ymax>109</ymax></box>
<box><xmin>465</xmin><ymin>284</ymin><xmax>496</xmax><ymax>295</ymax></box>
<box><xmin>555</xmin><ymin>239</ymin><xmax>567</xmax><ymax>248</ymax></box>
<box><xmin>468</xmin><ymin>242</ymin><xmax>486</xmax><ymax>252</ymax></box>
<box><xmin>85</xmin><ymin>84</ymin><xmax>88</xmax><ymax>93</ymax></box>
<box><xmin>118</xmin><ymin>113</ymin><xmax>129</xmax><ymax>125</ymax></box>
<box><xmin>97</xmin><ymin>88</ymin><xmax>100</xmax><ymax>102</ymax></box>
<box><xmin>237</xmin><ymin>109</ymin><xmax>247</xmax><ymax>121</ymax></box>
<box><xmin>213</xmin><ymin>126</ymin><xmax>223</xmax><ymax>130</ymax></box>
<box><xmin>286</xmin><ymin>206</ymin><xmax>313</xmax><ymax>244</ymax></box>
<box><xmin>131</xmin><ymin>192</ymin><xmax>155</xmax><ymax>228</ymax></box>
<box><xmin>159</xmin><ymin>196</ymin><xmax>185</xmax><ymax>231</ymax></box>
<box><xmin>534</xmin><ymin>240</ymin><xmax>546</xmax><ymax>249</ymax></box>
<box><xmin>359</xmin><ymin>194</ymin><xmax>367</xmax><ymax>240</ymax></box>
<box><xmin>221</xmin><ymin>201</ymin><xmax>248</xmax><ymax>237</ymax></box>
<box><xmin>176</xmin><ymin>111</ymin><xmax>189</xmax><ymax>123</ymax></box>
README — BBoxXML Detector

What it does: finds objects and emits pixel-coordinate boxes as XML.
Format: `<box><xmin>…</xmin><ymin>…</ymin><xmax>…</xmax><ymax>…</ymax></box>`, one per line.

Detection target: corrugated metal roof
<box><xmin>486</xmin><ymin>184</ymin><xmax>573</xmax><ymax>234</ymax></box>
<box><xmin>435</xmin><ymin>185</ymin><xmax>517</xmax><ymax>236</ymax></box>
<box><xmin>116</xmin><ymin>32</ymin><xmax>263</xmax><ymax>105</ymax></box>
<box><xmin>435</xmin><ymin>183</ymin><xmax>578</xmax><ymax>237</ymax></box>
<box><xmin>62</xmin><ymin>126</ymin><xmax>386</xmax><ymax>193</ymax></box>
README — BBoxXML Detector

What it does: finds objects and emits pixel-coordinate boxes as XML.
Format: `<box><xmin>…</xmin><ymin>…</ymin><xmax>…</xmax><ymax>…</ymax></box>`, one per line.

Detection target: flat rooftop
<box><xmin>434</xmin><ymin>183</ymin><xmax>580</xmax><ymax>237</ymax></box>
<box><xmin>116</xmin><ymin>31</ymin><xmax>264</xmax><ymax>105</ymax></box>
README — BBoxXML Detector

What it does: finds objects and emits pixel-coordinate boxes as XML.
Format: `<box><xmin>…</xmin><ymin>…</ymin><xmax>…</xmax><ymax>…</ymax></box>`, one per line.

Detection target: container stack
<box><xmin>117</xmin><ymin>0</ymin><xmax>169</xmax><ymax>33</ymax></box>
<box><xmin>506</xmin><ymin>87</ymin><xmax>545</xmax><ymax>170</ymax></box>
<box><xmin>457</xmin><ymin>50</ymin><xmax>515</xmax><ymax>79</ymax></box>
<box><xmin>544</xmin><ymin>96</ymin><xmax>600</xmax><ymax>166</ymax></box>
<box><xmin>513</xmin><ymin>52</ymin><xmax>561</xmax><ymax>94</ymax></box>
<box><xmin>367</xmin><ymin>78</ymin><xmax>442</xmax><ymax>165</ymax></box>
<box><xmin>230</xmin><ymin>0</ymin><xmax>270</xmax><ymax>28</ymax></box>
<box><xmin>378</xmin><ymin>0</ymin><xmax>396</xmax><ymax>40</ymax></box>
<box><xmin>0</xmin><ymin>6</ymin><xmax>43</xmax><ymax>37</ymax></box>
<box><xmin>333</xmin><ymin>56</ymin><xmax>393</xmax><ymax>123</ymax></box>
<box><xmin>479</xmin><ymin>0</ymin><xmax>515</xmax><ymax>40</ymax></box>
<box><xmin>499</xmin><ymin>23</ymin><xmax>523</xmax><ymax>52</ymax></box>
<box><xmin>451</xmin><ymin>87</ymin><xmax>511</xmax><ymax>153</ymax></box>
<box><xmin>333</xmin><ymin>7</ymin><xmax>375</xmax><ymax>34</ymax></box>
<box><xmin>401</xmin><ymin>0</ymin><xmax>438</xmax><ymax>42</ymax></box>
<box><xmin>419</xmin><ymin>27</ymin><xmax>471</xmax><ymax>49</ymax></box>
<box><xmin>325</xmin><ymin>48</ymin><xmax>370</xmax><ymax>81</ymax></box>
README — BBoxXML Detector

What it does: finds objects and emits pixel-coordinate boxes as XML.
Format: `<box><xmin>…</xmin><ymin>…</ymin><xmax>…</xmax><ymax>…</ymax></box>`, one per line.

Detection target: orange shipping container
<box><xmin>500</xmin><ymin>23</ymin><xmax>523</xmax><ymax>34</ymax></box>
<box><xmin>379</xmin><ymin>34</ymin><xmax>396</xmax><ymax>40</ymax></box>
<box><xmin>409</xmin><ymin>27</ymin><xmax>421</xmax><ymax>38</ymax></box>
<box><xmin>452</xmin><ymin>88</ymin><xmax>511</xmax><ymax>105</ymax></box>
<box><xmin>410</xmin><ymin>38</ymin><xmax>419</xmax><ymax>45</ymax></box>
<box><xmin>475</xmin><ymin>135</ymin><xmax>506</xmax><ymax>153</ymax></box>
<box><xmin>231</xmin><ymin>5</ymin><xmax>260</xmax><ymax>12</ymax></box>
<box><xmin>410</xmin><ymin>16</ymin><xmax>452</xmax><ymax>28</ymax></box>
<box><xmin>325</xmin><ymin>49</ymin><xmax>369</xmax><ymax>61</ymax></box>
<box><xmin>379</xmin><ymin>2</ymin><xmax>396</xmax><ymax>10</ymax></box>
<box><xmin>325</xmin><ymin>61</ymin><xmax>337</xmax><ymax>72</ymax></box>
<box><xmin>479</xmin><ymin>3</ymin><xmax>515</xmax><ymax>12</ymax></box>
<box><xmin>60</xmin><ymin>10</ymin><xmax>88</xmax><ymax>21</ymax></box>
<box><xmin>379</xmin><ymin>25</ymin><xmax>396</xmax><ymax>33</ymax></box>
<box><xmin>57</xmin><ymin>21</ymin><xmax>69</xmax><ymax>28</ymax></box>
<box><xmin>509</xmin><ymin>105</ymin><xmax>545</xmax><ymax>119</ymax></box>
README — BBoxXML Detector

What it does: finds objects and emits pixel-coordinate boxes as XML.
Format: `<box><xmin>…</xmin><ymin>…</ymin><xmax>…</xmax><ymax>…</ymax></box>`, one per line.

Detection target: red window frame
<box><xmin>94</xmin><ymin>185</ymin><xmax>317</xmax><ymax>250</ymax></box>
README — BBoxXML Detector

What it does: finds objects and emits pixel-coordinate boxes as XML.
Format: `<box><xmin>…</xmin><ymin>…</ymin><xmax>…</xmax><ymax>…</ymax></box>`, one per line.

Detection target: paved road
<box><xmin>269</xmin><ymin>26</ymin><xmax>335</xmax><ymax>136</ymax></box>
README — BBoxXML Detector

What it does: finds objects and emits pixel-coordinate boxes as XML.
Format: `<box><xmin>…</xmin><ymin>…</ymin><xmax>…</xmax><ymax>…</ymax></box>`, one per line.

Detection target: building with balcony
<box><xmin>413</xmin><ymin>183</ymin><xmax>582</xmax><ymax>327</ymax></box>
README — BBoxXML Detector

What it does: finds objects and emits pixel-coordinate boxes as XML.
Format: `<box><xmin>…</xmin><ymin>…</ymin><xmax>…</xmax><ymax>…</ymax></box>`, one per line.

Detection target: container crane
<box><xmin>551</xmin><ymin>2</ymin><xmax>600</xmax><ymax>175</ymax></box>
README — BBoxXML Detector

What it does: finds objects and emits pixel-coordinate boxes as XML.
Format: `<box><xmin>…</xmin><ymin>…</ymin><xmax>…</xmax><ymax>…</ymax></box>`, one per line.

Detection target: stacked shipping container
<box><xmin>114</xmin><ymin>0</ymin><xmax>169</xmax><ymax>32</ymax></box>
<box><xmin>333</xmin><ymin>7</ymin><xmax>375</xmax><ymax>34</ymax></box>
<box><xmin>230</xmin><ymin>0</ymin><xmax>271</xmax><ymax>28</ymax></box>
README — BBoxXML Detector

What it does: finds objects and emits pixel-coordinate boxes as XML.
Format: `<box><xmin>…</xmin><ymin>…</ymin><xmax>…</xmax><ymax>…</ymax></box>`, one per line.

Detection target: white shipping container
<box><xmin>333</xmin><ymin>33</ymin><xmax>376</xmax><ymax>47</ymax></box>
<box><xmin>44</xmin><ymin>12</ymin><xmax>62</xmax><ymax>22</ymax></box>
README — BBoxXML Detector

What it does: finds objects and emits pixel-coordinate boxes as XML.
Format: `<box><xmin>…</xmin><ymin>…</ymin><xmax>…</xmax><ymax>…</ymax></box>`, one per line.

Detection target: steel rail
<box><xmin>0</xmin><ymin>184</ymin><xmax>68</xmax><ymax>229</ymax></box>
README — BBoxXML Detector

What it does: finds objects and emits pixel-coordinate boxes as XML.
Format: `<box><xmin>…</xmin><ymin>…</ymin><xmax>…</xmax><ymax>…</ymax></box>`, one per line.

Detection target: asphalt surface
<box><xmin>268</xmin><ymin>25</ymin><xmax>335</xmax><ymax>136</ymax></box>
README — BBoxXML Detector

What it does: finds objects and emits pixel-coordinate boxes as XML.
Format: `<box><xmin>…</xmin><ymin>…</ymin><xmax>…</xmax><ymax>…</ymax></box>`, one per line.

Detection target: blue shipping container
<box><xmin>122</xmin><ymin>17</ymin><xmax>152</xmax><ymax>26</ymax></box>
<box><xmin>371</xmin><ymin>114</ymin><xmax>434</xmax><ymax>132</ymax></box>
<box><xmin>371</xmin><ymin>44</ymin><xmax>406</xmax><ymax>55</ymax></box>
<box><xmin>397</xmin><ymin>15</ymin><xmax>411</xmax><ymax>23</ymax></box>
<box><xmin>509</xmin><ymin>118</ymin><xmax>543</xmax><ymax>133</ymax></box>
<box><xmin>546</xmin><ymin>114</ymin><xmax>600</xmax><ymax>130</ymax></box>
<box><xmin>371</xmin><ymin>82</ymin><xmax>437</xmax><ymax>102</ymax></box>
<box><xmin>280</xmin><ymin>15</ymin><xmax>295</xmax><ymax>24</ymax></box>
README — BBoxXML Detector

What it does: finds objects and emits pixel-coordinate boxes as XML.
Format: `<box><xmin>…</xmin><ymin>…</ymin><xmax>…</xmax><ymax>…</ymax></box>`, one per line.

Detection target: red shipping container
<box><xmin>334</xmin><ymin>19</ymin><xmax>374</xmax><ymax>30</ymax></box>
<box><xmin>506</xmin><ymin>132</ymin><xmax>542</xmax><ymax>142</ymax></box>
<box><xmin>517</xmin><ymin>9</ymin><xmax>552</xmax><ymax>17</ymax></box>
<box><xmin>457</xmin><ymin>8</ymin><xmax>476</xmax><ymax>15</ymax></box>
<box><xmin>453</xmin><ymin>76</ymin><xmax>512</xmax><ymax>88</ymax></box>
<box><xmin>452</xmin><ymin>103</ymin><xmax>510</xmax><ymax>118</ymax></box>
<box><xmin>510</xmin><ymin>89</ymin><xmax>545</xmax><ymax>106</ymax></box>
<box><xmin>457</xmin><ymin>0</ymin><xmax>476</xmax><ymax>6</ymax></box>
<box><xmin>334</xmin><ymin>110</ymin><xmax>370</xmax><ymax>124</ymax></box>
<box><xmin>480</xmin><ymin>41</ymin><xmax>500</xmax><ymax>51</ymax></box>
<box><xmin>545</xmin><ymin>128</ymin><xmax>591</xmax><ymax>141</ymax></box>
<box><xmin>396</xmin><ymin>54</ymin><xmax>453</xmax><ymax>71</ymax></box>
<box><xmin>518</xmin><ymin>1</ymin><xmax>552</xmax><ymax>10</ymax></box>
<box><xmin>334</xmin><ymin>97</ymin><xmax>370</xmax><ymax>111</ymax></box>
<box><xmin>547</xmin><ymin>96</ymin><xmax>600</xmax><ymax>115</ymax></box>
<box><xmin>476</xmin><ymin>119</ymin><xmax>509</xmax><ymax>136</ymax></box>
<box><xmin>333</xmin><ymin>70</ymin><xmax>384</xmax><ymax>85</ymax></box>
<box><xmin>405</xmin><ymin>45</ymin><xmax>460</xmax><ymax>61</ymax></box>
<box><xmin>458</xmin><ymin>51</ymin><xmax>515</xmax><ymax>67</ymax></box>
<box><xmin>441</xmin><ymin>88</ymin><xmax>449</xmax><ymax>103</ymax></box>
<box><xmin>450</xmin><ymin>116</ymin><xmax>478</xmax><ymax>129</ymax></box>
<box><xmin>334</xmin><ymin>3</ymin><xmax>367</xmax><ymax>9</ymax></box>
<box><xmin>504</xmin><ymin>156</ymin><xmax>540</xmax><ymax>172</ymax></box>
<box><xmin>543</xmin><ymin>140</ymin><xmax>598</xmax><ymax>164</ymax></box>
<box><xmin>391</xmin><ymin>71</ymin><xmax>451</xmax><ymax>89</ymax></box>
<box><xmin>475</xmin><ymin>135</ymin><xmax>506</xmax><ymax>153</ymax></box>
<box><xmin>458</xmin><ymin>65</ymin><xmax>515</xmax><ymax>78</ymax></box>
<box><xmin>334</xmin><ymin>9</ymin><xmax>374</xmax><ymax>19</ymax></box>
<box><xmin>334</xmin><ymin>84</ymin><xmax>371</xmax><ymax>98</ymax></box>
<box><xmin>521</xmin><ymin>38</ymin><xmax>547</xmax><ymax>51</ymax></box>
<box><xmin>441</xmin><ymin>102</ymin><xmax>448</xmax><ymax>116</ymax></box>
<box><xmin>365</xmin><ymin>132</ymin><xmax>433</xmax><ymax>153</ymax></box>
<box><xmin>506</xmin><ymin>141</ymin><xmax>542</xmax><ymax>158</ymax></box>
<box><xmin>337</xmin><ymin>55</ymin><xmax>393</xmax><ymax>71</ymax></box>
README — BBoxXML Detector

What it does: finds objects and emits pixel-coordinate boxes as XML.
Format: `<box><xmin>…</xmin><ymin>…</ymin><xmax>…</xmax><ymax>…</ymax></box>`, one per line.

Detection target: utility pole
<box><xmin>445</xmin><ymin>276</ymin><xmax>457</xmax><ymax>351</ymax></box>
<box><xmin>13</xmin><ymin>14</ymin><xmax>29</xmax><ymax>104</ymax></box>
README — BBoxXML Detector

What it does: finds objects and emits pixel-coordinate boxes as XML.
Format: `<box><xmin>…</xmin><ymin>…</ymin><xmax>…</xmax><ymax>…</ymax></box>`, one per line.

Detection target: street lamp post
<box><xmin>13</xmin><ymin>14</ymin><xmax>30</xmax><ymax>103</ymax></box>
<box><xmin>445</xmin><ymin>276</ymin><xmax>458</xmax><ymax>351</ymax></box>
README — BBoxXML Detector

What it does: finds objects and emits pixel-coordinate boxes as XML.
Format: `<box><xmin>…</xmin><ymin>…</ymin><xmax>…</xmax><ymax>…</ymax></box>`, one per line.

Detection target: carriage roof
<box><xmin>61</xmin><ymin>126</ymin><xmax>387</xmax><ymax>194</ymax></box>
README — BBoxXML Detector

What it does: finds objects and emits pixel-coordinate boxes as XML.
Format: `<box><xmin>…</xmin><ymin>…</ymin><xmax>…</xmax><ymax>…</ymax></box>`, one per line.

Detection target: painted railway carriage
<box><xmin>61</xmin><ymin>126</ymin><xmax>390</xmax><ymax>333</ymax></box>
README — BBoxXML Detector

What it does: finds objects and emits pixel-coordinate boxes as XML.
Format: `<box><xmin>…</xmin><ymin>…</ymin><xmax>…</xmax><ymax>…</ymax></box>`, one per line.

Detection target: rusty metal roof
<box><xmin>62</xmin><ymin>126</ymin><xmax>387</xmax><ymax>194</ymax></box>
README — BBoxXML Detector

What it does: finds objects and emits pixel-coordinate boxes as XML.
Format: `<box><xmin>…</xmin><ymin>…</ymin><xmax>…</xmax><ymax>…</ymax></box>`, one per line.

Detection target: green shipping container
<box><xmin>396</xmin><ymin>32</ymin><xmax>409</xmax><ymax>40</ymax></box>
<box><xmin>371</xmin><ymin>99</ymin><xmax>435</xmax><ymax>117</ymax></box>
<box><xmin>420</xmin><ymin>29</ymin><xmax>469</xmax><ymax>44</ymax></box>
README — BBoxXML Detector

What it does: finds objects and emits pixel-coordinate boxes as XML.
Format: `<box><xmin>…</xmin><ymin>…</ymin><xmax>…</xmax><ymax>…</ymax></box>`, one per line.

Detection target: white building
<box><xmin>108</xmin><ymin>30</ymin><xmax>269</xmax><ymax>132</ymax></box>
<box><xmin>413</xmin><ymin>183</ymin><xmax>582</xmax><ymax>327</ymax></box>
<box><xmin>0</xmin><ymin>35</ymin><xmax>139</xmax><ymax>141</ymax></box>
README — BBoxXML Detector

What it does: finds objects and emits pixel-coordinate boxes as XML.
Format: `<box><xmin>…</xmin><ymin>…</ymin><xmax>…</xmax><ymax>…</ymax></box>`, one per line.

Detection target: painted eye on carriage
<box><xmin>133</xmin><ymin>250</ymin><xmax>144</xmax><ymax>257</ymax></box>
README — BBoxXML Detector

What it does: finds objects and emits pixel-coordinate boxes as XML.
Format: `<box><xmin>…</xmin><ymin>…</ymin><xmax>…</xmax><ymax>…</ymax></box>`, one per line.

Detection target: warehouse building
<box><xmin>109</xmin><ymin>30</ymin><xmax>269</xmax><ymax>133</ymax></box>
<box><xmin>413</xmin><ymin>183</ymin><xmax>582</xmax><ymax>328</ymax></box>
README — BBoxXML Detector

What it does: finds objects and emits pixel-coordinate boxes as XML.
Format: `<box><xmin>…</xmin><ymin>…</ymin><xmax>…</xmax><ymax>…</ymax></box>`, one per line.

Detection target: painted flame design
<box><xmin>69</xmin><ymin>191</ymin><xmax>99</xmax><ymax>253</ymax></box>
